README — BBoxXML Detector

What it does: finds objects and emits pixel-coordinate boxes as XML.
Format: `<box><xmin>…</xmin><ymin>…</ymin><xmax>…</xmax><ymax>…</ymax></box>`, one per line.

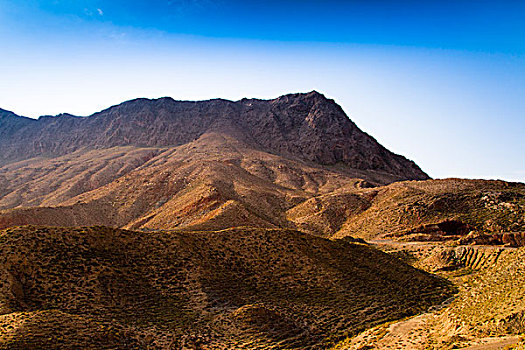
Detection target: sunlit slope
<box><xmin>290</xmin><ymin>178</ymin><xmax>525</xmax><ymax>240</ymax></box>
<box><xmin>1</xmin><ymin>157</ymin><xmax>523</xmax><ymax>238</ymax></box>
<box><xmin>0</xmin><ymin>147</ymin><xmax>164</xmax><ymax>210</ymax></box>
<box><xmin>0</xmin><ymin>132</ymin><xmax>361</xmax><ymax>231</ymax></box>
<box><xmin>428</xmin><ymin>247</ymin><xmax>525</xmax><ymax>348</ymax></box>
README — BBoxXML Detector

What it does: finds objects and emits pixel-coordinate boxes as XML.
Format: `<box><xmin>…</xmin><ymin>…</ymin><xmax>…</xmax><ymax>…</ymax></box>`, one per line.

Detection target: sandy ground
<box><xmin>342</xmin><ymin>312</ymin><xmax>519</xmax><ymax>350</ymax></box>
<box><xmin>459</xmin><ymin>336</ymin><xmax>520</xmax><ymax>350</ymax></box>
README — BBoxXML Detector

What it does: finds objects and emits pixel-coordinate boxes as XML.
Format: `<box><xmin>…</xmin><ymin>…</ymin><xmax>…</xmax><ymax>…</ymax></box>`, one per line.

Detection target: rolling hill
<box><xmin>0</xmin><ymin>225</ymin><xmax>452</xmax><ymax>349</ymax></box>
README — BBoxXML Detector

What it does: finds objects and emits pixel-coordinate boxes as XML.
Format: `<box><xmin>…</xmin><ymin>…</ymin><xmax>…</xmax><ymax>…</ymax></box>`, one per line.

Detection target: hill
<box><xmin>429</xmin><ymin>247</ymin><xmax>525</xmax><ymax>348</ymax></box>
<box><xmin>291</xmin><ymin>178</ymin><xmax>525</xmax><ymax>240</ymax></box>
<box><xmin>333</xmin><ymin>242</ymin><xmax>525</xmax><ymax>350</ymax></box>
<box><xmin>0</xmin><ymin>225</ymin><xmax>452</xmax><ymax>349</ymax></box>
<box><xmin>1</xmin><ymin>149</ymin><xmax>523</xmax><ymax>238</ymax></box>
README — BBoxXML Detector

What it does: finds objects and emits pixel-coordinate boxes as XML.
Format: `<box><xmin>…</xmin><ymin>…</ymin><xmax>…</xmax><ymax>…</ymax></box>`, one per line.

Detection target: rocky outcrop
<box><xmin>458</xmin><ymin>231</ymin><xmax>525</xmax><ymax>247</ymax></box>
<box><xmin>0</xmin><ymin>92</ymin><xmax>429</xmax><ymax>183</ymax></box>
<box><xmin>391</xmin><ymin>220</ymin><xmax>475</xmax><ymax>242</ymax></box>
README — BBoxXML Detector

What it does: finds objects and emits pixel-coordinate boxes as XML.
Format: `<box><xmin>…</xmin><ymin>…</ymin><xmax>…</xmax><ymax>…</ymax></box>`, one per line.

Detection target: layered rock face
<box><xmin>0</xmin><ymin>91</ymin><xmax>428</xmax><ymax>182</ymax></box>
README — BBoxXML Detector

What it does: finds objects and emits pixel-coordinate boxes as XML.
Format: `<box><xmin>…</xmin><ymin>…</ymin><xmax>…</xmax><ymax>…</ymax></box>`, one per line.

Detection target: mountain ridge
<box><xmin>1</xmin><ymin>92</ymin><xmax>522</xmax><ymax>239</ymax></box>
<box><xmin>0</xmin><ymin>91</ymin><xmax>429</xmax><ymax>183</ymax></box>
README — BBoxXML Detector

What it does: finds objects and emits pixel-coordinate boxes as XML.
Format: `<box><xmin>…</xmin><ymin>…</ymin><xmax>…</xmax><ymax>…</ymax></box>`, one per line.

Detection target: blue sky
<box><xmin>0</xmin><ymin>0</ymin><xmax>524</xmax><ymax>182</ymax></box>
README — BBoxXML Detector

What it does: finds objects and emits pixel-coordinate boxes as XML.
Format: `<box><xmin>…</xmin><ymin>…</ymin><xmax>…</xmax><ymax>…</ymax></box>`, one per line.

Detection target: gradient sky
<box><xmin>0</xmin><ymin>0</ymin><xmax>524</xmax><ymax>182</ymax></box>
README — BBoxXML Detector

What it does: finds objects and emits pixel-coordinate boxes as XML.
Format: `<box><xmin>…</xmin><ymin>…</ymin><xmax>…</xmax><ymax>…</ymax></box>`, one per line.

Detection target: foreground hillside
<box><xmin>433</xmin><ymin>247</ymin><xmax>525</xmax><ymax>348</ymax></box>
<box><xmin>0</xmin><ymin>225</ymin><xmax>452</xmax><ymax>349</ymax></box>
<box><xmin>335</xmin><ymin>243</ymin><xmax>525</xmax><ymax>349</ymax></box>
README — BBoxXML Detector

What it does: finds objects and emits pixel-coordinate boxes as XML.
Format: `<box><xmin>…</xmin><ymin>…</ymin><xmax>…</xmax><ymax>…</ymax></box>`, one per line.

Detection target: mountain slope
<box><xmin>0</xmin><ymin>225</ymin><xmax>452</xmax><ymax>349</ymax></box>
<box><xmin>0</xmin><ymin>146</ymin><xmax>163</xmax><ymax>210</ymax></box>
<box><xmin>1</xmin><ymin>143</ymin><xmax>523</xmax><ymax>237</ymax></box>
<box><xmin>0</xmin><ymin>132</ymin><xmax>359</xmax><ymax>231</ymax></box>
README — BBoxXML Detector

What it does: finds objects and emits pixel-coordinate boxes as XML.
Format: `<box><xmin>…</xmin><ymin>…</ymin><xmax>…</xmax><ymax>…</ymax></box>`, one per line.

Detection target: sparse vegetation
<box><xmin>0</xmin><ymin>225</ymin><xmax>453</xmax><ymax>349</ymax></box>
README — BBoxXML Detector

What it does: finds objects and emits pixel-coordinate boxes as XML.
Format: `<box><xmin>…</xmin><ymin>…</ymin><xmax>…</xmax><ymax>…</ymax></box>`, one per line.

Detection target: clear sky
<box><xmin>0</xmin><ymin>0</ymin><xmax>524</xmax><ymax>182</ymax></box>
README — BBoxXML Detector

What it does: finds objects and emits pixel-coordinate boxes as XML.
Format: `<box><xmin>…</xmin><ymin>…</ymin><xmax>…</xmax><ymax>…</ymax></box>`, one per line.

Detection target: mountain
<box><xmin>0</xmin><ymin>92</ymin><xmax>523</xmax><ymax>349</ymax></box>
<box><xmin>1</xmin><ymin>93</ymin><xmax>523</xmax><ymax>239</ymax></box>
<box><xmin>0</xmin><ymin>225</ymin><xmax>452</xmax><ymax>349</ymax></box>
<box><xmin>0</xmin><ymin>91</ymin><xmax>428</xmax><ymax>182</ymax></box>
<box><xmin>0</xmin><ymin>92</ymin><xmax>432</xmax><ymax>232</ymax></box>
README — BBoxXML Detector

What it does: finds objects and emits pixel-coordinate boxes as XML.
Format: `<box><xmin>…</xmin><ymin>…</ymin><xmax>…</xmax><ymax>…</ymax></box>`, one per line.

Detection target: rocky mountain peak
<box><xmin>0</xmin><ymin>92</ymin><xmax>429</xmax><ymax>183</ymax></box>
<box><xmin>0</xmin><ymin>108</ymin><xmax>19</xmax><ymax>118</ymax></box>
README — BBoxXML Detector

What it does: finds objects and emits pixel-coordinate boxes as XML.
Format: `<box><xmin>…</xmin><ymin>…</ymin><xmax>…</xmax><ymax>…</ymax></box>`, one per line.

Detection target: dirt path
<box><xmin>341</xmin><ymin>314</ymin><xmax>520</xmax><ymax>350</ymax></box>
<box><xmin>341</xmin><ymin>312</ymin><xmax>434</xmax><ymax>349</ymax></box>
<box><xmin>459</xmin><ymin>336</ymin><xmax>520</xmax><ymax>350</ymax></box>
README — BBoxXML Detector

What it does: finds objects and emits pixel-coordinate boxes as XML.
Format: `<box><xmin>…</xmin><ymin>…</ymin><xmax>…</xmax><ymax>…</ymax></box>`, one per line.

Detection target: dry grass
<box><xmin>0</xmin><ymin>225</ymin><xmax>452</xmax><ymax>349</ymax></box>
<box><xmin>331</xmin><ymin>242</ymin><xmax>525</xmax><ymax>350</ymax></box>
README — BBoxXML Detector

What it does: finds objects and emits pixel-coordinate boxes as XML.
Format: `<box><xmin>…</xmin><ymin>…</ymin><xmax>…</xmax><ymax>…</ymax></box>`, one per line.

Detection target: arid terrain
<box><xmin>0</xmin><ymin>226</ymin><xmax>452</xmax><ymax>349</ymax></box>
<box><xmin>0</xmin><ymin>92</ymin><xmax>523</xmax><ymax>349</ymax></box>
<box><xmin>334</xmin><ymin>241</ymin><xmax>525</xmax><ymax>350</ymax></box>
